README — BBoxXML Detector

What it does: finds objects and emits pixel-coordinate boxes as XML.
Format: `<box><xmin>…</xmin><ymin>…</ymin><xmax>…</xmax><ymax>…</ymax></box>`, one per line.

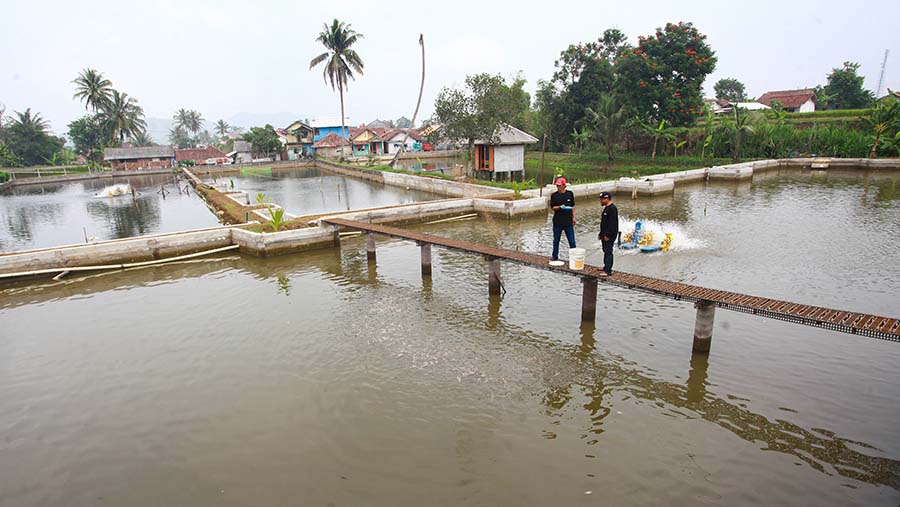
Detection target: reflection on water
<box><xmin>0</xmin><ymin>169</ymin><xmax>899</xmax><ymax>505</ymax></box>
<box><xmin>212</xmin><ymin>166</ymin><xmax>443</xmax><ymax>217</ymax></box>
<box><xmin>0</xmin><ymin>174</ymin><xmax>219</xmax><ymax>251</ymax></box>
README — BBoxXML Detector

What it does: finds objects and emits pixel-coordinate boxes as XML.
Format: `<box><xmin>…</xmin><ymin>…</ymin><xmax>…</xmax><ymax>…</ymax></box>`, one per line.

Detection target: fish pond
<box><xmin>0</xmin><ymin>168</ymin><xmax>898</xmax><ymax>506</ymax></box>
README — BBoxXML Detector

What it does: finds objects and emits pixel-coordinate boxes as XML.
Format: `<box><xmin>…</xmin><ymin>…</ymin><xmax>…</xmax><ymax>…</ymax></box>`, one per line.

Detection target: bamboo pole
<box><xmin>0</xmin><ymin>245</ymin><xmax>239</xmax><ymax>280</ymax></box>
<box><xmin>423</xmin><ymin>213</ymin><xmax>479</xmax><ymax>225</ymax></box>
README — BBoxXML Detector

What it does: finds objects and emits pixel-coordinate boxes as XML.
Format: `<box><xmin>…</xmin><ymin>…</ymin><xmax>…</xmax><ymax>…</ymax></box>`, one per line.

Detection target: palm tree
<box><xmin>173</xmin><ymin>108</ymin><xmax>191</xmax><ymax>131</ymax></box>
<box><xmin>101</xmin><ymin>90</ymin><xmax>147</xmax><ymax>145</ymax></box>
<box><xmin>72</xmin><ymin>68</ymin><xmax>113</xmax><ymax>112</ymax></box>
<box><xmin>187</xmin><ymin>110</ymin><xmax>204</xmax><ymax>137</ymax></box>
<box><xmin>587</xmin><ymin>94</ymin><xmax>626</xmax><ymax>161</ymax></box>
<box><xmin>13</xmin><ymin>108</ymin><xmax>50</xmax><ymax>131</ymax></box>
<box><xmin>215</xmin><ymin>119</ymin><xmax>231</xmax><ymax>138</ymax></box>
<box><xmin>131</xmin><ymin>130</ymin><xmax>155</xmax><ymax>147</ymax></box>
<box><xmin>310</xmin><ymin>19</ymin><xmax>364</xmax><ymax>156</ymax></box>
<box><xmin>716</xmin><ymin>106</ymin><xmax>756</xmax><ymax>162</ymax></box>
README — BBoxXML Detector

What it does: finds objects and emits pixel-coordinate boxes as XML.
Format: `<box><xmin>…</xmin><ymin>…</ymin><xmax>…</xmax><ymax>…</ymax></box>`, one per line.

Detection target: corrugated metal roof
<box><xmin>474</xmin><ymin>124</ymin><xmax>538</xmax><ymax>145</ymax></box>
<box><xmin>103</xmin><ymin>145</ymin><xmax>175</xmax><ymax>161</ymax></box>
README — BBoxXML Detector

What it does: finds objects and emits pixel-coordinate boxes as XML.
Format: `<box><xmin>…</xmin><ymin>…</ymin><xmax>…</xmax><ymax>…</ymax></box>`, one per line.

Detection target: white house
<box><xmin>473</xmin><ymin>124</ymin><xmax>538</xmax><ymax>181</ymax></box>
<box><xmin>757</xmin><ymin>89</ymin><xmax>817</xmax><ymax>113</ymax></box>
<box><xmin>384</xmin><ymin>128</ymin><xmax>425</xmax><ymax>155</ymax></box>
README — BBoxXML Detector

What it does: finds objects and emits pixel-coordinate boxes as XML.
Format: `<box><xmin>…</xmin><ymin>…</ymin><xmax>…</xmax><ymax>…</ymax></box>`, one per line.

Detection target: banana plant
<box><xmin>510</xmin><ymin>178</ymin><xmax>534</xmax><ymax>200</ymax></box>
<box><xmin>256</xmin><ymin>193</ymin><xmax>287</xmax><ymax>232</ymax></box>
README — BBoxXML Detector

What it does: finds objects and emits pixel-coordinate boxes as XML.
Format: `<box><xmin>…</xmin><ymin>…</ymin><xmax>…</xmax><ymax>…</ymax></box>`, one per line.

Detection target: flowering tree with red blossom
<box><xmin>617</xmin><ymin>22</ymin><xmax>716</xmax><ymax>127</ymax></box>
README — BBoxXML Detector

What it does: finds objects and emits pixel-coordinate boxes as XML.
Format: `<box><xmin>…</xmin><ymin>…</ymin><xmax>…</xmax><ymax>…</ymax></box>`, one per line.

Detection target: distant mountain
<box><xmin>226</xmin><ymin>112</ymin><xmax>308</xmax><ymax>129</ymax></box>
<box><xmin>145</xmin><ymin>112</ymin><xmax>307</xmax><ymax>145</ymax></box>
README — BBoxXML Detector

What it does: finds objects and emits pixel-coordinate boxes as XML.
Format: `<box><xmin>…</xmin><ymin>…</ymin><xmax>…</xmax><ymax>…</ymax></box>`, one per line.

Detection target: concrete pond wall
<box><xmin>2</xmin><ymin>157</ymin><xmax>899</xmax><ymax>277</ymax></box>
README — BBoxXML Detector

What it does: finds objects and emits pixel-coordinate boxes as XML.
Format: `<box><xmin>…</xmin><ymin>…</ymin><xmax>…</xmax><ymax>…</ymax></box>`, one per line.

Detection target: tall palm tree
<box><xmin>215</xmin><ymin>119</ymin><xmax>231</xmax><ymax>138</ymax></box>
<box><xmin>72</xmin><ymin>68</ymin><xmax>113</xmax><ymax>112</ymax></box>
<box><xmin>173</xmin><ymin>108</ymin><xmax>192</xmax><ymax>131</ymax></box>
<box><xmin>187</xmin><ymin>110</ymin><xmax>204</xmax><ymax>137</ymax></box>
<box><xmin>587</xmin><ymin>93</ymin><xmax>626</xmax><ymax>161</ymax></box>
<box><xmin>310</xmin><ymin>19</ymin><xmax>364</xmax><ymax>156</ymax></box>
<box><xmin>101</xmin><ymin>90</ymin><xmax>147</xmax><ymax>145</ymax></box>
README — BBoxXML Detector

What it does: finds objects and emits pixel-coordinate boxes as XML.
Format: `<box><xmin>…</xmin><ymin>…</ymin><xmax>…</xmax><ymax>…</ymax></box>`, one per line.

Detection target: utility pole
<box><xmin>876</xmin><ymin>49</ymin><xmax>890</xmax><ymax>98</ymax></box>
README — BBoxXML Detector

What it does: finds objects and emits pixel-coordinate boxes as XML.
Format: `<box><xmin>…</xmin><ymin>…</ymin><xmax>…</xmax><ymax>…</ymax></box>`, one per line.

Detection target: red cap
<box><xmin>555</xmin><ymin>177</ymin><xmax>567</xmax><ymax>186</ymax></box>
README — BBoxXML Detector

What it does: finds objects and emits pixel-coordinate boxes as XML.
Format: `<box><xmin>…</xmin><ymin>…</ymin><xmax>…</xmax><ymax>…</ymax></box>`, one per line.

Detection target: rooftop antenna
<box><xmin>875</xmin><ymin>49</ymin><xmax>889</xmax><ymax>98</ymax></box>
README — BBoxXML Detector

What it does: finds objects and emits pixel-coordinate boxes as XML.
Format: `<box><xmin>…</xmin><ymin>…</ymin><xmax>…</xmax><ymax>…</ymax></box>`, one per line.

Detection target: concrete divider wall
<box><xmin>1</xmin><ymin>168</ymin><xmax>176</xmax><ymax>189</ymax></box>
<box><xmin>0</xmin><ymin>227</ymin><xmax>234</xmax><ymax>276</ymax></box>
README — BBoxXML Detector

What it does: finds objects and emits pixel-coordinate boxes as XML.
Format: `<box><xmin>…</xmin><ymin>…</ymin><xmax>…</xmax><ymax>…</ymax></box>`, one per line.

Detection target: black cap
<box><xmin>600</xmin><ymin>192</ymin><xmax>612</xmax><ymax>199</ymax></box>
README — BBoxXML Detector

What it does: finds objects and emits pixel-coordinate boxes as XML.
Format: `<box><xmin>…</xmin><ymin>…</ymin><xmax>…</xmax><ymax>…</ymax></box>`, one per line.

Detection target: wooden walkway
<box><xmin>324</xmin><ymin>217</ymin><xmax>900</xmax><ymax>343</ymax></box>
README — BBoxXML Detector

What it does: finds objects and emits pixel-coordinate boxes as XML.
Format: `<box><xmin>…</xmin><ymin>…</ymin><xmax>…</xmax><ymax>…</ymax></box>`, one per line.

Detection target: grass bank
<box><xmin>524</xmin><ymin>152</ymin><xmax>734</xmax><ymax>186</ymax></box>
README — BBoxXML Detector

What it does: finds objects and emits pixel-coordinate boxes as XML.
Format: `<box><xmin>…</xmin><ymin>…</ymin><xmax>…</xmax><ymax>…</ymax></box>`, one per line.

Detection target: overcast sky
<box><xmin>3</xmin><ymin>0</ymin><xmax>899</xmax><ymax>136</ymax></box>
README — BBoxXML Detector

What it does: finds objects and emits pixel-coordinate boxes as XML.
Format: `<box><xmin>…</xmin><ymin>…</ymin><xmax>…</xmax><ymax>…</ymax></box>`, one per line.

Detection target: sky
<box><xmin>3</xmin><ymin>0</ymin><xmax>899</xmax><ymax>137</ymax></box>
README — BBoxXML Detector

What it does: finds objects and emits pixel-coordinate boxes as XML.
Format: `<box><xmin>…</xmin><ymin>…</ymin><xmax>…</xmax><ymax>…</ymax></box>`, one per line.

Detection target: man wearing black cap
<box><xmin>597</xmin><ymin>192</ymin><xmax>618</xmax><ymax>276</ymax></box>
<box><xmin>549</xmin><ymin>177</ymin><xmax>576</xmax><ymax>261</ymax></box>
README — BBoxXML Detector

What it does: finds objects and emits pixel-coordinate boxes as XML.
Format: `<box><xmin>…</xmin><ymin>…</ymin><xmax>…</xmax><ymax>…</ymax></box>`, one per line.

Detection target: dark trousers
<box><xmin>601</xmin><ymin>239</ymin><xmax>615</xmax><ymax>274</ymax></box>
<box><xmin>552</xmin><ymin>224</ymin><xmax>576</xmax><ymax>260</ymax></box>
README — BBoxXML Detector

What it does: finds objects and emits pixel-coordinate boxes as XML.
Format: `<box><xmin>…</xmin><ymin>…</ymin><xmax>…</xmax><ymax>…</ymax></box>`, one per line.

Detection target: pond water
<box><xmin>1</xmin><ymin>168</ymin><xmax>898</xmax><ymax>506</ymax></box>
<box><xmin>209</xmin><ymin>166</ymin><xmax>444</xmax><ymax>217</ymax></box>
<box><xmin>0</xmin><ymin>174</ymin><xmax>219</xmax><ymax>252</ymax></box>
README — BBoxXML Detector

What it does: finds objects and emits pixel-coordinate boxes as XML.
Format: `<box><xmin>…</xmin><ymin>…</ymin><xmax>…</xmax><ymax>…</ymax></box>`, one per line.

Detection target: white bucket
<box><xmin>569</xmin><ymin>248</ymin><xmax>586</xmax><ymax>270</ymax></box>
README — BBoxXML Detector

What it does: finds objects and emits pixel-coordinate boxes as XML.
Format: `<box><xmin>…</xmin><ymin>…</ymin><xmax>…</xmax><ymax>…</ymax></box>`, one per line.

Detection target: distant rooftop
<box><xmin>103</xmin><ymin>145</ymin><xmax>174</xmax><ymax>161</ymax></box>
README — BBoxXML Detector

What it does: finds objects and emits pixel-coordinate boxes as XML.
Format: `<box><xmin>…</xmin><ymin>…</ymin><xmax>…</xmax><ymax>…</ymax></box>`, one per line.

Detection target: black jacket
<box><xmin>599</xmin><ymin>203</ymin><xmax>618</xmax><ymax>240</ymax></box>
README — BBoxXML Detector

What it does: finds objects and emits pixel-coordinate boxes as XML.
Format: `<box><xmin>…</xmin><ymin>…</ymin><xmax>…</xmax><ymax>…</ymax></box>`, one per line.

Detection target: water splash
<box><xmin>94</xmin><ymin>184</ymin><xmax>132</xmax><ymax>198</ymax></box>
<box><xmin>614</xmin><ymin>217</ymin><xmax>705</xmax><ymax>254</ymax></box>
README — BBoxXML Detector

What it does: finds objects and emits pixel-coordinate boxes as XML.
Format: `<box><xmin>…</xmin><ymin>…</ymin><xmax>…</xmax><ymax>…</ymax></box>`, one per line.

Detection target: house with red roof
<box><xmin>175</xmin><ymin>146</ymin><xmax>230</xmax><ymax>166</ymax></box>
<box><xmin>311</xmin><ymin>133</ymin><xmax>348</xmax><ymax>159</ymax></box>
<box><xmin>757</xmin><ymin>89</ymin><xmax>817</xmax><ymax>113</ymax></box>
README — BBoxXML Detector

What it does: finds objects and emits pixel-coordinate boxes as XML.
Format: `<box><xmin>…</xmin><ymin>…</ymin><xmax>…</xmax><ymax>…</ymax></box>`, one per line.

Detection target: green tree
<box><xmin>4</xmin><ymin>109</ymin><xmax>65</xmax><ymax>166</ymax></box>
<box><xmin>67</xmin><ymin>115</ymin><xmax>108</xmax><ymax>164</ymax></box>
<box><xmin>395</xmin><ymin>116</ymin><xmax>413</xmax><ymax>128</ymax></box>
<box><xmin>569</xmin><ymin>127</ymin><xmax>591</xmax><ymax>159</ymax></box>
<box><xmin>72</xmin><ymin>68</ymin><xmax>113</xmax><ymax>113</ymax></box>
<box><xmin>168</xmin><ymin>126</ymin><xmax>192</xmax><ymax>149</ymax></box>
<box><xmin>618</xmin><ymin>22</ymin><xmax>716</xmax><ymax>126</ymax></box>
<box><xmin>863</xmin><ymin>99</ymin><xmax>900</xmax><ymax>158</ymax></box>
<box><xmin>824</xmin><ymin>62</ymin><xmax>874</xmax><ymax>110</ymax></box>
<box><xmin>243</xmin><ymin>124</ymin><xmax>282</xmax><ymax>159</ymax></box>
<box><xmin>309</xmin><ymin>19</ymin><xmax>364</xmax><ymax>157</ymax></box>
<box><xmin>101</xmin><ymin>90</ymin><xmax>146</xmax><ymax>144</ymax></box>
<box><xmin>586</xmin><ymin>93</ymin><xmax>627</xmax><ymax>161</ymax></box>
<box><xmin>432</xmin><ymin>73</ymin><xmax>525</xmax><ymax>176</ymax></box>
<box><xmin>714</xmin><ymin>78</ymin><xmax>746</xmax><ymax>102</ymax></box>
<box><xmin>0</xmin><ymin>142</ymin><xmax>20</xmax><ymax>167</ymax></box>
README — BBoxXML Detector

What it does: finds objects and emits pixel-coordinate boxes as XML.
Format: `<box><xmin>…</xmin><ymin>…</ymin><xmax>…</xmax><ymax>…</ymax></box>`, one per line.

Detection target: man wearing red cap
<box><xmin>549</xmin><ymin>177</ymin><xmax>576</xmax><ymax>261</ymax></box>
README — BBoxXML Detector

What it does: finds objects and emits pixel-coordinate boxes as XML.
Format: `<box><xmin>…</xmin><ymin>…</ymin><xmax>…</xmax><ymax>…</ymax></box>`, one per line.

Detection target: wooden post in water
<box><xmin>581</xmin><ymin>277</ymin><xmax>598</xmax><ymax>322</ymax></box>
<box><xmin>692</xmin><ymin>300</ymin><xmax>715</xmax><ymax>354</ymax></box>
<box><xmin>332</xmin><ymin>228</ymin><xmax>341</xmax><ymax>248</ymax></box>
<box><xmin>366</xmin><ymin>232</ymin><xmax>376</xmax><ymax>261</ymax></box>
<box><xmin>420</xmin><ymin>242</ymin><xmax>432</xmax><ymax>277</ymax></box>
<box><xmin>487</xmin><ymin>256</ymin><xmax>501</xmax><ymax>296</ymax></box>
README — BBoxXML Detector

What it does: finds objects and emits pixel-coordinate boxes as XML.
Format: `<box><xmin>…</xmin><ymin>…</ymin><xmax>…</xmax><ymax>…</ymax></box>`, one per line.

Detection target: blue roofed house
<box><xmin>311</xmin><ymin>118</ymin><xmax>352</xmax><ymax>142</ymax></box>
